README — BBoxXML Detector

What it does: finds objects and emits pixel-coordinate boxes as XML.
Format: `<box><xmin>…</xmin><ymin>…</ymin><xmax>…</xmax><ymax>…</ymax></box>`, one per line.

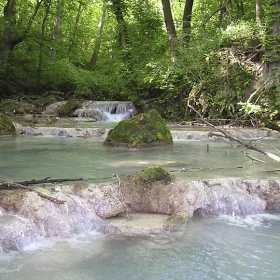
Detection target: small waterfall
<box><xmin>199</xmin><ymin>179</ymin><xmax>266</xmax><ymax>216</ymax></box>
<box><xmin>17</xmin><ymin>125</ymin><xmax>107</xmax><ymax>137</ymax></box>
<box><xmin>170</xmin><ymin>126</ymin><xmax>276</xmax><ymax>141</ymax></box>
<box><xmin>74</xmin><ymin>101</ymin><xmax>133</xmax><ymax>121</ymax></box>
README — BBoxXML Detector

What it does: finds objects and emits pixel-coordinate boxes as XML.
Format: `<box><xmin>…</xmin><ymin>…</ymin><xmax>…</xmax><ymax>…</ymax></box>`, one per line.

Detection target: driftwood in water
<box><xmin>0</xmin><ymin>182</ymin><xmax>65</xmax><ymax>204</ymax></box>
<box><xmin>16</xmin><ymin>177</ymin><xmax>84</xmax><ymax>186</ymax></box>
<box><xmin>187</xmin><ymin>102</ymin><xmax>280</xmax><ymax>163</ymax></box>
<box><xmin>0</xmin><ymin>177</ymin><xmax>85</xmax><ymax>204</ymax></box>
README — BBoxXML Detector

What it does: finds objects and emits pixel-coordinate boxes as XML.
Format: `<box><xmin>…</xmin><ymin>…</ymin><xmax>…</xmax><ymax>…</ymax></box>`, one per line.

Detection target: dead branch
<box><xmin>16</xmin><ymin>177</ymin><xmax>84</xmax><ymax>186</ymax></box>
<box><xmin>247</xmin><ymin>80</ymin><xmax>273</xmax><ymax>103</ymax></box>
<box><xmin>0</xmin><ymin>182</ymin><xmax>65</xmax><ymax>204</ymax></box>
<box><xmin>187</xmin><ymin>101</ymin><xmax>280</xmax><ymax>163</ymax></box>
<box><xmin>113</xmin><ymin>174</ymin><xmax>131</xmax><ymax>220</ymax></box>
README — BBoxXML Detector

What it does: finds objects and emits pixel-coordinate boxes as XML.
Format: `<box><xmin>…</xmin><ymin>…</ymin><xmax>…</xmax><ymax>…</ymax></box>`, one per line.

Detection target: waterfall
<box><xmin>74</xmin><ymin>101</ymin><xmax>133</xmax><ymax>121</ymax></box>
<box><xmin>17</xmin><ymin>126</ymin><xmax>107</xmax><ymax>137</ymax></box>
<box><xmin>197</xmin><ymin>179</ymin><xmax>267</xmax><ymax>216</ymax></box>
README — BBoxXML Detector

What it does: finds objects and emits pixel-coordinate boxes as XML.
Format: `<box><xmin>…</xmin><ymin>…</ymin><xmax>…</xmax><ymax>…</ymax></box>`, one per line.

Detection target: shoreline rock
<box><xmin>1</xmin><ymin>168</ymin><xmax>280</xmax><ymax>251</ymax></box>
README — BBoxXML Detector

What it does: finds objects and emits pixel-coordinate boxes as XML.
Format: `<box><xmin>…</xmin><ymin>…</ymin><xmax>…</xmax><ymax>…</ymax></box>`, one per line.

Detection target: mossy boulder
<box><xmin>0</xmin><ymin>113</ymin><xmax>16</xmax><ymax>135</ymax></box>
<box><xmin>58</xmin><ymin>100</ymin><xmax>79</xmax><ymax>117</ymax></box>
<box><xmin>103</xmin><ymin>109</ymin><xmax>173</xmax><ymax>148</ymax></box>
<box><xmin>128</xmin><ymin>166</ymin><xmax>174</xmax><ymax>191</ymax></box>
<box><xmin>118</xmin><ymin>166</ymin><xmax>177</xmax><ymax>214</ymax></box>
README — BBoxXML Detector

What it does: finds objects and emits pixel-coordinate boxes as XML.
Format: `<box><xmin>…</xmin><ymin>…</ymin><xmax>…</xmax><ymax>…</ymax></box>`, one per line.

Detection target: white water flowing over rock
<box><xmin>15</xmin><ymin>125</ymin><xmax>108</xmax><ymax>138</ymax></box>
<box><xmin>0</xmin><ymin>178</ymin><xmax>279</xmax><ymax>251</ymax></box>
<box><xmin>74</xmin><ymin>101</ymin><xmax>133</xmax><ymax>121</ymax></box>
<box><xmin>170</xmin><ymin>126</ymin><xmax>275</xmax><ymax>141</ymax></box>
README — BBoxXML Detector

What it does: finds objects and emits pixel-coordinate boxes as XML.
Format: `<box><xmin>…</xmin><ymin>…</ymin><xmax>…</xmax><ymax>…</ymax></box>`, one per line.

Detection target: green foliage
<box><xmin>0</xmin><ymin>0</ymin><xmax>278</xmax><ymax>123</ymax></box>
<box><xmin>220</xmin><ymin>21</ymin><xmax>264</xmax><ymax>47</ymax></box>
<box><xmin>0</xmin><ymin>100</ymin><xmax>21</xmax><ymax>113</ymax></box>
<box><xmin>0</xmin><ymin>113</ymin><xmax>15</xmax><ymax>134</ymax></box>
<box><xmin>238</xmin><ymin>102</ymin><xmax>262</xmax><ymax>115</ymax></box>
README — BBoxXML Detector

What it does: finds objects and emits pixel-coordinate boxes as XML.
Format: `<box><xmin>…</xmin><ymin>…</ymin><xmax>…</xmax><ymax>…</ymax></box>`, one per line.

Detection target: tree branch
<box><xmin>187</xmin><ymin>101</ymin><xmax>280</xmax><ymax>163</ymax></box>
<box><xmin>0</xmin><ymin>182</ymin><xmax>65</xmax><ymax>204</ymax></box>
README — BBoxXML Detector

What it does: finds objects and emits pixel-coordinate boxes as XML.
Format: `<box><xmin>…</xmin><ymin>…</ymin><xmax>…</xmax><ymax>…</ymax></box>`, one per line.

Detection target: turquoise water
<box><xmin>0</xmin><ymin>214</ymin><xmax>280</xmax><ymax>280</ymax></box>
<box><xmin>1</xmin><ymin>130</ymin><xmax>280</xmax><ymax>279</ymax></box>
<box><xmin>1</xmin><ymin>134</ymin><xmax>280</xmax><ymax>183</ymax></box>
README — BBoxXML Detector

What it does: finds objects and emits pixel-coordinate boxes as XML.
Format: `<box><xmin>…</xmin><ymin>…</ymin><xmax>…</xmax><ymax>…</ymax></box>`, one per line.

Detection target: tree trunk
<box><xmin>89</xmin><ymin>2</ymin><xmax>107</xmax><ymax>68</ymax></box>
<box><xmin>68</xmin><ymin>1</ymin><xmax>85</xmax><ymax>53</ymax></box>
<box><xmin>111</xmin><ymin>0</ymin><xmax>131</xmax><ymax>67</ymax></box>
<box><xmin>233</xmin><ymin>0</ymin><xmax>245</xmax><ymax>18</ymax></box>
<box><xmin>256</xmin><ymin>0</ymin><xmax>262</xmax><ymax>25</ymax></box>
<box><xmin>161</xmin><ymin>0</ymin><xmax>177</xmax><ymax>62</ymax></box>
<box><xmin>182</xmin><ymin>0</ymin><xmax>194</xmax><ymax>45</ymax></box>
<box><xmin>51</xmin><ymin>0</ymin><xmax>63</xmax><ymax>63</ymax></box>
<box><xmin>37</xmin><ymin>1</ymin><xmax>51</xmax><ymax>90</ymax></box>
<box><xmin>1</xmin><ymin>0</ymin><xmax>18</xmax><ymax>71</ymax></box>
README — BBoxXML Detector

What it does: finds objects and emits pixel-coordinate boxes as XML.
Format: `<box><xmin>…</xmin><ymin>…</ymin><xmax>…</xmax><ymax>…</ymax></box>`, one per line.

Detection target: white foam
<box><xmin>20</xmin><ymin>230</ymin><xmax>103</xmax><ymax>253</ymax></box>
<box><xmin>21</xmin><ymin>237</ymin><xmax>61</xmax><ymax>252</ymax></box>
<box><xmin>218</xmin><ymin>213</ymin><xmax>280</xmax><ymax>229</ymax></box>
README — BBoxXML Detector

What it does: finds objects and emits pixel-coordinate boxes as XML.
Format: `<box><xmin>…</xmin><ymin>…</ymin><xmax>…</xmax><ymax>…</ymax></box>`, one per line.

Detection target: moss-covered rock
<box><xmin>103</xmin><ymin>109</ymin><xmax>173</xmax><ymax>148</ymax></box>
<box><xmin>128</xmin><ymin>166</ymin><xmax>174</xmax><ymax>192</ymax></box>
<box><xmin>118</xmin><ymin>166</ymin><xmax>176</xmax><ymax>215</ymax></box>
<box><xmin>0</xmin><ymin>113</ymin><xmax>16</xmax><ymax>135</ymax></box>
<box><xmin>58</xmin><ymin>100</ymin><xmax>79</xmax><ymax>117</ymax></box>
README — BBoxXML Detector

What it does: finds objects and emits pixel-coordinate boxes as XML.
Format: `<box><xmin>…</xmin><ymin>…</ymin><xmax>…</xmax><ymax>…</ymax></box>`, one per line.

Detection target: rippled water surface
<box><xmin>1</xmin><ymin>131</ymin><xmax>280</xmax><ymax>183</ymax></box>
<box><xmin>1</xmin><ymin>214</ymin><xmax>280</xmax><ymax>280</ymax></box>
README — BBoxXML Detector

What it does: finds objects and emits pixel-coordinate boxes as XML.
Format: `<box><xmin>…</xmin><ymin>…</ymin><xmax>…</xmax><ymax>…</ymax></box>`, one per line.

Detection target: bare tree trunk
<box><xmin>50</xmin><ymin>0</ymin><xmax>63</xmax><ymax>63</ymax></box>
<box><xmin>111</xmin><ymin>0</ymin><xmax>131</xmax><ymax>67</ymax></box>
<box><xmin>256</xmin><ymin>0</ymin><xmax>262</xmax><ymax>25</ymax></box>
<box><xmin>37</xmin><ymin>1</ymin><xmax>51</xmax><ymax>90</ymax></box>
<box><xmin>161</xmin><ymin>0</ymin><xmax>177</xmax><ymax>62</ymax></box>
<box><xmin>233</xmin><ymin>0</ymin><xmax>245</xmax><ymax>17</ymax></box>
<box><xmin>182</xmin><ymin>0</ymin><xmax>194</xmax><ymax>45</ymax></box>
<box><xmin>68</xmin><ymin>1</ymin><xmax>86</xmax><ymax>53</ymax></box>
<box><xmin>89</xmin><ymin>2</ymin><xmax>107</xmax><ymax>68</ymax></box>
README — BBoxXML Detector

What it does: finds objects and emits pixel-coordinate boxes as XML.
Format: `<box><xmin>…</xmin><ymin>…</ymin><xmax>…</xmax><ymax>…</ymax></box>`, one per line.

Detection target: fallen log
<box><xmin>0</xmin><ymin>182</ymin><xmax>65</xmax><ymax>204</ymax></box>
<box><xmin>16</xmin><ymin>177</ymin><xmax>84</xmax><ymax>186</ymax></box>
<box><xmin>187</xmin><ymin>101</ymin><xmax>280</xmax><ymax>163</ymax></box>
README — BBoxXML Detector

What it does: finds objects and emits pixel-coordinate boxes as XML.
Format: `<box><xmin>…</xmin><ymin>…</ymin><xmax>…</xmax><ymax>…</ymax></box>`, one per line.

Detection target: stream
<box><xmin>1</xmin><ymin>122</ymin><xmax>280</xmax><ymax>279</ymax></box>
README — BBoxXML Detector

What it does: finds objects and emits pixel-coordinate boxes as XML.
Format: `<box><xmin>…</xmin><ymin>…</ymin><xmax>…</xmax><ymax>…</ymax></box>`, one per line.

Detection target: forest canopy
<box><xmin>0</xmin><ymin>0</ymin><xmax>280</xmax><ymax>122</ymax></box>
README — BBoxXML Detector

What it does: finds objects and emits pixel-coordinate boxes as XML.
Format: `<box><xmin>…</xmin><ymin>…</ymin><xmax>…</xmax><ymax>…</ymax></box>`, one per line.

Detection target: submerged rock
<box><xmin>103</xmin><ymin>109</ymin><xmax>173</xmax><ymax>148</ymax></box>
<box><xmin>0</xmin><ymin>113</ymin><xmax>16</xmax><ymax>135</ymax></box>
